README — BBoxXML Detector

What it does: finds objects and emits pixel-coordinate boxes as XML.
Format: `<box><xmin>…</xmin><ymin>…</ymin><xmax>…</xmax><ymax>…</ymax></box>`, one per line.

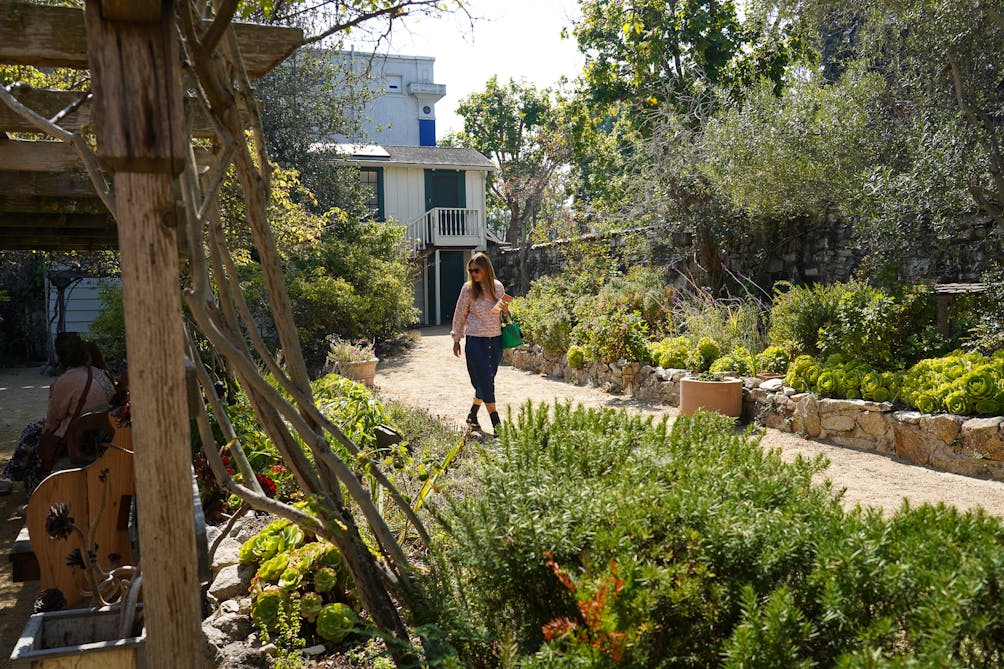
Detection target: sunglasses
<box><xmin>467</xmin><ymin>267</ymin><xmax>482</xmax><ymax>274</ymax></box>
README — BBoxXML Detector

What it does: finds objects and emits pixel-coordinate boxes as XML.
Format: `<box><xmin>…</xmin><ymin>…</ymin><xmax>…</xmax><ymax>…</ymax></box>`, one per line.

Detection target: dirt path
<box><xmin>0</xmin><ymin>368</ymin><xmax>51</xmax><ymax>668</ymax></box>
<box><xmin>375</xmin><ymin>327</ymin><xmax>1004</xmax><ymax>518</ymax></box>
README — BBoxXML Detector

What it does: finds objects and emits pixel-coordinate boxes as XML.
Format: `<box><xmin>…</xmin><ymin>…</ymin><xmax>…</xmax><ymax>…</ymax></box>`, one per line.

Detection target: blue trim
<box><xmin>419</xmin><ymin>119</ymin><xmax>436</xmax><ymax>146</ymax></box>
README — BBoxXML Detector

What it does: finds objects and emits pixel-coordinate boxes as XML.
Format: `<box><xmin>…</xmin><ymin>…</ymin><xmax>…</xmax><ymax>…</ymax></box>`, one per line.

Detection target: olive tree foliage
<box><xmin>564</xmin><ymin>0</ymin><xmax>809</xmax><ymax>246</ymax></box>
<box><xmin>753</xmin><ymin>0</ymin><xmax>1004</xmax><ymax>256</ymax></box>
<box><xmin>452</xmin><ymin>76</ymin><xmax>572</xmax><ymax>291</ymax></box>
<box><xmin>255</xmin><ymin>47</ymin><xmax>374</xmax><ymax>215</ymax></box>
<box><xmin>0</xmin><ymin>1</ymin><xmax>465</xmax><ymax>665</ymax></box>
<box><xmin>699</xmin><ymin>66</ymin><xmax>886</xmax><ymax>219</ymax></box>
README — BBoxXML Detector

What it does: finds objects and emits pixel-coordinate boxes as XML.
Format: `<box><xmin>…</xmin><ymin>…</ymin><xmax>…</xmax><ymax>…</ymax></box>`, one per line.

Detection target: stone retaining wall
<box><xmin>489</xmin><ymin>216</ymin><xmax>1001</xmax><ymax>297</ymax></box>
<box><xmin>509</xmin><ymin>345</ymin><xmax>1004</xmax><ymax>481</ymax></box>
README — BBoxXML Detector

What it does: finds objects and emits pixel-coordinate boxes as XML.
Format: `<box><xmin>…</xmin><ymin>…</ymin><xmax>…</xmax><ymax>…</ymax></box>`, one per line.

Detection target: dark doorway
<box><xmin>439</xmin><ymin>250</ymin><xmax>467</xmax><ymax>323</ymax></box>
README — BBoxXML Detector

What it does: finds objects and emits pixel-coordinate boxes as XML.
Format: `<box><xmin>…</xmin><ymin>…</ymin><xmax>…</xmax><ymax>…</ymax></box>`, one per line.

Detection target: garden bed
<box><xmin>509</xmin><ymin>345</ymin><xmax>1004</xmax><ymax>481</ymax></box>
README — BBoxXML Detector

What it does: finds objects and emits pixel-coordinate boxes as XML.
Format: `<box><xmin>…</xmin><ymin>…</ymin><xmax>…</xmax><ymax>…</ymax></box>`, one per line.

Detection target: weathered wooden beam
<box><xmin>0</xmin><ymin>139</ymin><xmax>85</xmax><ymax>172</ymax></box>
<box><xmin>0</xmin><ymin>234</ymin><xmax>118</xmax><ymax>251</ymax></box>
<box><xmin>0</xmin><ymin>138</ymin><xmax>212</xmax><ymax>172</ymax></box>
<box><xmin>100</xmin><ymin>0</ymin><xmax>161</xmax><ymax>23</ymax></box>
<box><xmin>86</xmin><ymin>0</ymin><xmax>186</xmax><ymax>173</ymax></box>
<box><xmin>0</xmin><ymin>86</ymin><xmax>90</xmax><ymax>132</ymax></box>
<box><xmin>0</xmin><ymin>212</ymin><xmax>117</xmax><ymax>250</ymax></box>
<box><xmin>0</xmin><ymin>170</ymin><xmax>104</xmax><ymax>197</ymax></box>
<box><xmin>0</xmin><ymin>85</ymin><xmax>252</xmax><ymax>136</ymax></box>
<box><xmin>0</xmin><ymin>212</ymin><xmax>113</xmax><ymax>229</ymax></box>
<box><xmin>0</xmin><ymin>194</ymin><xmax>108</xmax><ymax>215</ymax></box>
<box><xmin>0</xmin><ymin>2</ymin><xmax>304</xmax><ymax>77</ymax></box>
<box><xmin>84</xmin><ymin>0</ymin><xmax>201</xmax><ymax>665</ymax></box>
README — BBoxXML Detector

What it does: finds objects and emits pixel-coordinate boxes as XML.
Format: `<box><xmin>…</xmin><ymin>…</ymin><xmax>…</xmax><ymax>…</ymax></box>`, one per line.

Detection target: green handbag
<box><xmin>500</xmin><ymin>317</ymin><xmax>524</xmax><ymax>349</ymax></box>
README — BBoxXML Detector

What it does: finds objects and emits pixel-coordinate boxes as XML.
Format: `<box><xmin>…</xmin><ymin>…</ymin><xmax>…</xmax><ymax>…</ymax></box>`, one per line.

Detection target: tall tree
<box><xmin>454</xmin><ymin>76</ymin><xmax>572</xmax><ymax>291</ymax></box>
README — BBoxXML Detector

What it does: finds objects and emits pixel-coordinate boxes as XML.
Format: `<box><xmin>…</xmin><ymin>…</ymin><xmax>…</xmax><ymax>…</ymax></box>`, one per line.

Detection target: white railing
<box><xmin>404</xmin><ymin>207</ymin><xmax>481</xmax><ymax>250</ymax></box>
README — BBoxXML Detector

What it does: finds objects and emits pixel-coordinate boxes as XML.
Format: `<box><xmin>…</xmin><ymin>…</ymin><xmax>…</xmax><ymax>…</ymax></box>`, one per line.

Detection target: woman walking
<box><xmin>451</xmin><ymin>252</ymin><xmax>511</xmax><ymax>434</ymax></box>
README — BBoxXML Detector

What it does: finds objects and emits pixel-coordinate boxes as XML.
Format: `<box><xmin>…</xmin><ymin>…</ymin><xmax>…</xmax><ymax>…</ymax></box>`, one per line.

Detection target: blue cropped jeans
<box><xmin>464</xmin><ymin>335</ymin><xmax>502</xmax><ymax>404</ymax></box>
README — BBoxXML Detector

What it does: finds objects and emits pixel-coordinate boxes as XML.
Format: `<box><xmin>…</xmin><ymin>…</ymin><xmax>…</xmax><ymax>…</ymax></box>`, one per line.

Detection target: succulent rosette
<box><xmin>251</xmin><ymin>588</ymin><xmax>286</xmax><ymax>632</ymax></box>
<box><xmin>913</xmin><ymin>392</ymin><xmax>940</xmax><ymax>414</ymax></box>
<box><xmin>962</xmin><ymin>369</ymin><xmax>997</xmax><ymax>400</ymax></box>
<box><xmin>975</xmin><ymin>397</ymin><xmax>1002</xmax><ymax>415</ymax></box>
<box><xmin>859</xmin><ymin>371</ymin><xmax>883</xmax><ymax>399</ymax></box>
<box><xmin>316</xmin><ymin>602</ymin><xmax>359</xmax><ymax>643</ymax></box>
<box><xmin>943</xmin><ymin>390</ymin><xmax>971</xmax><ymax>416</ymax></box>
<box><xmin>815</xmin><ymin>370</ymin><xmax>840</xmax><ymax>397</ymax></box>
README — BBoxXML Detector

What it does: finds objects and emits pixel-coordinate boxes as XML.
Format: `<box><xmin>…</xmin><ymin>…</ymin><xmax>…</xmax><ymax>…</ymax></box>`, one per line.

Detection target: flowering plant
<box><xmin>325</xmin><ymin>336</ymin><xmax>376</xmax><ymax>364</ymax></box>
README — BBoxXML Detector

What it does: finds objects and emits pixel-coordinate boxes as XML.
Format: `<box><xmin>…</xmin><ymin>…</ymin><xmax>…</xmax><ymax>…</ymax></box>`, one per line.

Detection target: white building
<box><xmin>325</xmin><ymin>52</ymin><xmax>496</xmax><ymax>326</ymax></box>
<box><xmin>331</xmin><ymin>51</ymin><xmax>446</xmax><ymax>147</ymax></box>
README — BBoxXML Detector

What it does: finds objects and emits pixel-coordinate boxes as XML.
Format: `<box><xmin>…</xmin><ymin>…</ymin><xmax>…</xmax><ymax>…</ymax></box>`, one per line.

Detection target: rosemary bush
<box><xmin>428</xmin><ymin>403</ymin><xmax>1004</xmax><ymax>667</ymax></box>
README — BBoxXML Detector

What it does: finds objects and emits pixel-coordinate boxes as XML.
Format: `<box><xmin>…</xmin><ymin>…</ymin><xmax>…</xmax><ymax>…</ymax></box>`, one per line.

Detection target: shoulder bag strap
<box><xmin>68</xmin><ymin>365</ymin><xmax>94</xmax><ymax>426</ymax></box>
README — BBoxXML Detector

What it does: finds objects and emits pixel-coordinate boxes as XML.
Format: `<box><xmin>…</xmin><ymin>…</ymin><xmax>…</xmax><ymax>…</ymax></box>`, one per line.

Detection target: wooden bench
<box><xmin>11</xmin><ymin>413</ymin><xmax>136</xmax><ymax>608</ymax></box>
<box><xmin>9</xmin><ymin>412</ymin><xmax>211</xmax><ymax>604</ymax></box>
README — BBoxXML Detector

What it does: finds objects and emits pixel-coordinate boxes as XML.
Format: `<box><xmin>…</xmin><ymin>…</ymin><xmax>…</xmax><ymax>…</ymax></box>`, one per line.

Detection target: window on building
<box><xmin>384</xmin><ymin>74</ymin><xmax>403</xmax><ymax>93</ymax></box>
<box><xmin>359</xmin><ymin>167</ymin><xmax>384</xmax><ymax>221</ymax></box>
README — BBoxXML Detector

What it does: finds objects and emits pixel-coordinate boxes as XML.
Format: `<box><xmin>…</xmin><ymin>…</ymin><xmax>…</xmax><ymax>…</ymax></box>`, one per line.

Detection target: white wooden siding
<box><xmin>383</xmin><ymin>166</ymin><xmax>489</xmax><ymax>248</ymax></box>
<box><xmin>47</xmin><ymin>276</ymin><xmax>120</xmax><ymax>337</ymax></box>
<box><xmin>382</xmin><ymin>166</ymin><xmax>426</xmax><ymax>224</ymax></box>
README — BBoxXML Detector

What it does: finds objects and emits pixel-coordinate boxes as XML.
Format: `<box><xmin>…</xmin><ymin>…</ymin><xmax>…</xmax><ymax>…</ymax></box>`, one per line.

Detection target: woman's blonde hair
<box><xmin>467</xmin><ymin>252</ymin><xmax>498</xmax><ymax>302</ymax></box>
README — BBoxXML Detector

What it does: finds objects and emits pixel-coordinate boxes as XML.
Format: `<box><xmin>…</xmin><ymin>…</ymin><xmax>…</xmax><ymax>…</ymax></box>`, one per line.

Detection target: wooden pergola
<box><xmin>0</xmin><ymin>2</ymin><xmax>302</xmax><ymax>665</ymax></box>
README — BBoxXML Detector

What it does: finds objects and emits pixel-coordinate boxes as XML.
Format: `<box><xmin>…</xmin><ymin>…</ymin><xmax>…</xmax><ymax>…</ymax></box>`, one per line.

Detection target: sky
<box><xmin>379</xmin><ymin>0</ymin><xmax>585</xmax><ymax>139</ymax></box>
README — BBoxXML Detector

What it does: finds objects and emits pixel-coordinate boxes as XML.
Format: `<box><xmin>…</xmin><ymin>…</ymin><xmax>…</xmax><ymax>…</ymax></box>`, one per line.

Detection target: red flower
<box><xmin>256</xmin><ymin>474</ymin><xmax>277</xmax><ymax>497</ymax></box>
<box><xmin>270</xmin><ymin>464</ymin><xmax>287</xmax><ymax>474</ymax></box>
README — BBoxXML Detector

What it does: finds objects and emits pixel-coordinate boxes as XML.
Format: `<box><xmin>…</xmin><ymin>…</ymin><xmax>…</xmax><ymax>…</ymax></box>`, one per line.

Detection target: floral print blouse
<box><xmin>451</xmin><ymin>279</ymin><xmax>506</xmax><ymax>343</ymax></box>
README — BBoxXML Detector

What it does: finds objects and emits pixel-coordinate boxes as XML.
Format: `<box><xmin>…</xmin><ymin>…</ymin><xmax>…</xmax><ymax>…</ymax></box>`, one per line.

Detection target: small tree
<box><xmin>454</xmin><ymin>76</ymin><xmax>571</xmax><ymax>292</ymax></box>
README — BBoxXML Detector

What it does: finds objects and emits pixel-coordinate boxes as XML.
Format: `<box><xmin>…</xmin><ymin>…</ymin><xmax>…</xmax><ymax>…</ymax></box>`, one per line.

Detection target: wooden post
<box><xmin>84</xmin><ymin>1</ymin><xmax>201</xmax><ymax>666</ymax></box>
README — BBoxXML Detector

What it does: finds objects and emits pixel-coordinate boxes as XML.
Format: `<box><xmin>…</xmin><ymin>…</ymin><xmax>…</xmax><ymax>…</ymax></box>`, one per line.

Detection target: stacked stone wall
<box><xmin>489</xmin><ymin>216</ymin><xmax>1002</xmax><ymax>296</ymax></box>
<box><xmin>508</xmin><ymin>346</ymin><xmax>1004</xmax><ymax>481</ymax></box>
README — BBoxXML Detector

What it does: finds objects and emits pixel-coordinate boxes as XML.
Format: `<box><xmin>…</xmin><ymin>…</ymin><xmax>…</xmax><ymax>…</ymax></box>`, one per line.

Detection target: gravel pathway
<box><xmin>374</xmin><ymin>327</ymin><xmax>1004</xmax><ymax>518</ymax></box>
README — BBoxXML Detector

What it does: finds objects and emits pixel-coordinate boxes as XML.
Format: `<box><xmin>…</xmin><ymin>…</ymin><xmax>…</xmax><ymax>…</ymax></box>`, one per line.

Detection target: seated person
<box><xmin>0</xmin><ymin>334</ymin><xmax>116</xmax><ymax>497</ymax></box>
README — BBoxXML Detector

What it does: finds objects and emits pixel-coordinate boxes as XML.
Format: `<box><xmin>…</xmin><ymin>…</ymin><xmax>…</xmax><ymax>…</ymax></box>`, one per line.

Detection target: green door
<box><xmin>439</xmin><ymin>251</ymin><xmax>467</xmax><ymax>324</ymax></box>
<box><xmin>424</xmin><ymin>170</ymin><xmax>467</xmax><ymax>239</ymax></box>
<box><xmin>424</xmin><ymin>170</ymin><xmax>465</xmax><ymax>210</ymax></box>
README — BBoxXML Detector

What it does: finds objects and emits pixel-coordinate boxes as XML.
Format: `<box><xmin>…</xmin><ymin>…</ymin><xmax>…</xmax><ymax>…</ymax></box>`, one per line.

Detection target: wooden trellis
<box><xmin>0</xmin><ymin>2</ymin><xmax>302</xmax><ymax>665</ymax></box>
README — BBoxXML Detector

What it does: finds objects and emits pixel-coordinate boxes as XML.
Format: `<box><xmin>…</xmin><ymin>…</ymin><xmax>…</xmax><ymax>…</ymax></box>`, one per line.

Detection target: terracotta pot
<box><xmin>756</xmin><ymin>372</ymin><xmax>785</xmax><ymax>381</ymax></box>
<box><xmin>337</xmin><ymin>358</ymin><xmax>379</xmax><ymax>387</ymax></box>
<box><xmin>679</xmin><ymin>376</ymin><xmax>743</xmax><ymax>418</ymax></box>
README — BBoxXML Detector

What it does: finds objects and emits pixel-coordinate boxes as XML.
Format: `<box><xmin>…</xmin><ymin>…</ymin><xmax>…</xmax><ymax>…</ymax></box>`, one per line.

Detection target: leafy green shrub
<box><xmin>281</xmin><ymin>221</ymin><xmax>418</xmax><ymax>370</ymax></box>
<box><xmin>768</xmin><ymin>281</ymin><xmax>844</xmax><ymax>357</ymax></box>
<box><xmin>89</xmin><ymin>283</ymin><xmax>127</xmax><ymax>362</ymax></box>
<box><xmin>571</xmin><ymin>310</ymin><xmax>651</xmax><ymax>364</ymax></box>
<box><xmin>959</xmin><ymin>269</ymin><xmax>1004</xmax><ymax>354</ymax></box>
<box><xmin>589</xmin><ymin>267</ymin><xmax>676</xmax><ymax>340</ymax></box>
<box><xmin>648</xmin><ymin>336</ymin><xmax>692</xmax><ymax>369</ymax></box>
<box><xmin>818</xmin><ymin>282</ymin><xmax>947</xmax><ymax>368</ymax></box>
<box><xmin>690</xmin><ymin>336</ymin><xmax>721</xmax><ymax>372</ymax></box>
<box><xmin>566</xmin><ymin>345</ymin><xmax>586</xmax><ymax>369</ymax></box>
<box><xmin>430</xmin><ymin>402</ymin><xmax>1004</xmax><ymax>667</ymax></box>
<box><xmin>755</xmin><ymin>345</ymin><xmax>791</xmax><ymax>375</ymax></box>
<box><xmin>511</xmin><ymin>275</ymin><xmax>577</xmax><ymax>352</ymax></box>
<box><xmin>710</xmin><ymin>346</ymin><xmax>757</xmax><ymax>376</ymax></box>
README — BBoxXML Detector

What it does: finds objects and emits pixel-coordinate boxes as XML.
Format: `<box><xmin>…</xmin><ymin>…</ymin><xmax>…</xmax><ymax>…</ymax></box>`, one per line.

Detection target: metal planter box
<box><xmin>10</xmin><ymin>606</ymin><xmax>145</xmax><ymax>669</ymax></box>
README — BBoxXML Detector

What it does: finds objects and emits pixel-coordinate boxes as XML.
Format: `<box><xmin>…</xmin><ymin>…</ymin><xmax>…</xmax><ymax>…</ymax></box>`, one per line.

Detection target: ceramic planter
<box><xmin>10</xmin><ymin>605</ymin><xmax>145</xmax><ymax>669</ymax></box>
<box><xmin>679</xmin><ymin>376</ymin><xmax>743</xmax><ymax>418</ymax></box>
<box><xmin>337</xmin><ymin>358</ymin><xmax>379</xmax><ymax>387</ymax></box>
